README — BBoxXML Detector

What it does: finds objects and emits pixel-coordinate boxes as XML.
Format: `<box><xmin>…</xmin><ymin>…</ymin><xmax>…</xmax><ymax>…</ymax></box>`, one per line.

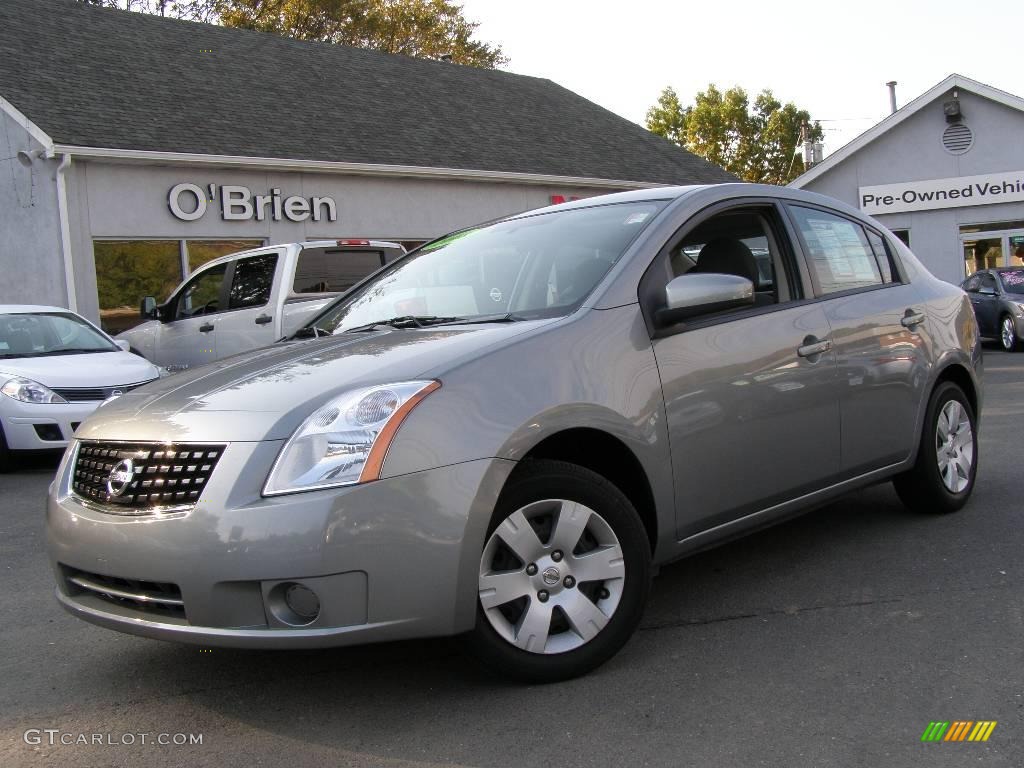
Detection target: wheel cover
<box><xmin>478</xmin><ymin>499</ymin><xmax>625</xmax><ymax>654</ymax></box>
<box><xmin>1002</xmin><ymin>317</ymin><xmax>1016</xmax><ymax>350</ymax></box>
<box><xmin>935</xmin><ymin>400</ymin><xmax>974</xmax><ymax>493</ymax></box>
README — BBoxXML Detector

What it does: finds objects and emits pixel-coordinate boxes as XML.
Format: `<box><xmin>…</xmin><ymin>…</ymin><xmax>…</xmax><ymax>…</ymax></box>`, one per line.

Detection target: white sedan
<box><xmin>0</xmin><ymin>305</ymin><xmax>160</xmax><ymax>469</ymax></box>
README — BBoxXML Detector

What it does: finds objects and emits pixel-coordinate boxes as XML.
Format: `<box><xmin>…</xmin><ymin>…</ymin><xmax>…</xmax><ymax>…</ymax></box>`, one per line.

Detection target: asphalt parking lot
<box><xmin>2</xmin><ymin>349</ymin><xmax>1022</xmax><ymax>768</ymax></box>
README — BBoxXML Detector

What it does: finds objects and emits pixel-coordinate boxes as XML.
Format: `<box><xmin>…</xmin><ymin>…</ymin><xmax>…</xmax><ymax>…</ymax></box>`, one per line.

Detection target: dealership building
<box><xmin>792</xmin><ymin>74</ymin><xmax>1024</xmax><ymax>285</ymax></box>
<box><xmin>0</xmin><ymin>0</ymin><xmax>732</xmax><ymax>331</ymax></box>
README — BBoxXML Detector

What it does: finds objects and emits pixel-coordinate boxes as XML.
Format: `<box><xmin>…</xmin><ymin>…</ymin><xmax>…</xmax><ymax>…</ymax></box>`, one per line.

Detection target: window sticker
<box><xmin>623</xmin><ymin>212</ymin><xmax>650</xmax><ymax>225</ymax></box>
<box><xmin>1002</xmin><ymin>271</ymin><xmax>1024</xmax><ymax>286</ymax></box>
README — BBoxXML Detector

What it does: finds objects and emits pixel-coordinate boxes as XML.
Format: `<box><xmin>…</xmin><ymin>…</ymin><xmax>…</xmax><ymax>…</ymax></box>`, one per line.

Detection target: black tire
<box><xmin>999</xmin><ymin>315</ymin><xmax>1020</xmax><ymax>352</ymax></box>
<box><xmin>893</xmin><ymin>381</ymin><xmax>978</xmax><ymax>514</ymax></box>
<box><xmin>0</xmin><ymin>424</ymin><xmax>12</xmax><ymax>473</ymax></box>
<box><xmin>466</xmin><ymin>459</ymin><xmax>651</xmax><ymax>683</ymax></box>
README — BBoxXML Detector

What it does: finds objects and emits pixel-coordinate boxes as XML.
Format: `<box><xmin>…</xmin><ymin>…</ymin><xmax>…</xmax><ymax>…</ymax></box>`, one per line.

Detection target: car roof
<box><xmin>191</xmin><ymin>240</ymin><xmax>406</xmax><ymax>272</ymax></box>
<box><xmin>300</xmin><ymin>240</ymin><xmax>403</xmax><ymax>249</ymax></box>
<box><xmin>0</xmin><ymin>304</ymin><xmax>79</xmax><ymax>314</ymax></box>
<box><xmin>513</xmin><ymin>182</ymin><xmax>875</xmax><ymax>223</ymax></box>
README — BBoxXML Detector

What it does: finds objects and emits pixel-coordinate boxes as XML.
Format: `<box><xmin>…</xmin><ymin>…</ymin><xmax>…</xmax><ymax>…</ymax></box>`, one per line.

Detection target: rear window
<box><xmin>293</xmin><ymin>248</ymin><xmax>385</xmax><ymax>294</ymax></box>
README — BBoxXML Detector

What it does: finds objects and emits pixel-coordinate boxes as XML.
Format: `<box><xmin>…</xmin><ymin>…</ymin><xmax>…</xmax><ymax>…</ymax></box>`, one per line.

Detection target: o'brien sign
<box><xmin>168</xmin><ymin>183</ymin><xmax>338</xmax><ymax>222</ymax></box>
<box><xmin>860</xmin><ymin>170</ymin><xmax>1024</xmax><ymax>215</ymax></box>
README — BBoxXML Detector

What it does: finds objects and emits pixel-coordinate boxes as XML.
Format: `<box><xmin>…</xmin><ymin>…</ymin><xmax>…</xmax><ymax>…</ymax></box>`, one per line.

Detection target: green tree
<box><xmin>76</xmin><ymin>0</ymin><xmax>506</xmax><ymax>68</ymax></box>
<box><xmin>646</xmin><ymin>84</ymin><xmax>823</xmax><ymax>185</ymax></box>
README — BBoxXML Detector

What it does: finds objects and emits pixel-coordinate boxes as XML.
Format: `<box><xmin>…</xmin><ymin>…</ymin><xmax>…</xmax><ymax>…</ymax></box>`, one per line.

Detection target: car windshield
<box><xmin>0</xmin><ymin>312</ymin><xmax>117</xmax><ymax>358</ymax></box>
<box><xmin>999</xmin><ymin>269</ymin><xmax>1024</xmax><ymax>295</ymax></box>
<box><xmin>302</xmin><ymin>201</ymin><xmax>667</xmax><ymax>334</ymax></box>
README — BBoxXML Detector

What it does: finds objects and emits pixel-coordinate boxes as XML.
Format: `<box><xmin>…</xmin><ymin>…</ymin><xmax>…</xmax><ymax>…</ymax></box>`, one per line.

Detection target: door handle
<box><xmin>797</xmin><ymin>337</ymin><xmax>832</xmax><ymax>358</ymax></box>
<box><xmin>901</xmin><ymin>310</ymin><xmax>926</xmax><ymax>328</ymax></box>
<box><xmin>199</xmin><ymin>323</ymin><xmax>214</xmax><ymax>333</ymax></box>
<box><xmin>255</xmin><ymin>314</ymin><xmax>273</xmax><ymax>325</ymax></box>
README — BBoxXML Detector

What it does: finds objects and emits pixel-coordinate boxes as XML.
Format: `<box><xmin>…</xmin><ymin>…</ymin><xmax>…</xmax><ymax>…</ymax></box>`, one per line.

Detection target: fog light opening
<box><xmin>268</xmin><ymin>581</ymin><xmax>321</xmax><ymax>626</ymax></box>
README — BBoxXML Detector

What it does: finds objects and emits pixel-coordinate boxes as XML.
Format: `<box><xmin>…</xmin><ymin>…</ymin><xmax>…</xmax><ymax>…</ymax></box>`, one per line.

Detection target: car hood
<box><xmin>75</xmin><ymin>322</ymin><xmax>550</xmax><ymax>442</ymax></box>
<box><xmin>0</xmin><ymin>351</ymin><xmax>159</xmax><ymax>388</ymax></box>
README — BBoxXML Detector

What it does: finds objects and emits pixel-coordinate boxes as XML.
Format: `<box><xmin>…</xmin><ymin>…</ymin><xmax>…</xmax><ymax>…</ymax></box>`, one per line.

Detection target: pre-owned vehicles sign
<box><xmin>860</xmin><ymin>170</ymin><xmax>1024</xmax><ymax>214</ymax></box>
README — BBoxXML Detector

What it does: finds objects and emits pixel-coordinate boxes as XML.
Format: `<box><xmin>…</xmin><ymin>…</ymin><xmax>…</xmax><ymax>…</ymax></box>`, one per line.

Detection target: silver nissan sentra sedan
<box><xmin>47</xmin><ymin>183</ymin><xmax>982</xmax><ymax>681</ymax></box>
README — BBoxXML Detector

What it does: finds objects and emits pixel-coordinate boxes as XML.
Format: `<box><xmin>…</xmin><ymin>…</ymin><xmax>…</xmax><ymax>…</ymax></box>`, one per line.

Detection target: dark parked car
<box><xmin>961</xmin><ymin>268</ymin><xmax>1024</xmax><ymax>351</ymax></box>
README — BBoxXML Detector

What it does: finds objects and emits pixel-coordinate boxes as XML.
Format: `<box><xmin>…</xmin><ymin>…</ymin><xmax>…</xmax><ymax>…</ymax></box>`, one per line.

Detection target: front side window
<box><xmin>790</xmin><ymin>206</ymin><xmax>883</xmax><ymax>295</ymax></box>
<box><xmin>667</xmin><ymin>209</ymin><xmax>791</xmax><ymax>305</ymax></box>
<box><xmin>0</xmin><ymin>313</ymin><xmax>115</xmax><ymax>358</ymax></box>
<box><xmin>229</xmin><ymin>253</ymin><xmax>278</xmax><ymax>309</ymax></box>
<box><xmin>980</xmin><ymin>272</ymin><xmax>998</xmax><ymax>293</ymax></box>
<box><xmin>175</xmin><ymin>264</ymin><xmax>227</xmax><ymax>320</ymax></box>
<box><xmin>306</xmin><ymin>201</ymin><xmax>667</xmax><ymax>334</ymax></box>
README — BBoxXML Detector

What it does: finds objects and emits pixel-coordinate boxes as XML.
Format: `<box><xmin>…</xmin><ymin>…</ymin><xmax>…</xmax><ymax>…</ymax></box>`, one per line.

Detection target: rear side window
<box><xmin>789</xmin><ymin>206</ymin><xmax>882</xmax><ymax>295</ymax></box>
<box><xmin>293</xmin><ymin>248</ymin><xmax>384</xmax><ymax>294</ymax></box>
<box><xmin>865</xmin><ymin>230</ymin><xmax>897</xmax><ymax>283</ymax></box>
<box><xmin>229</xmin><ymin>253</ymin><xmax>278</xmax><ymax>309</ymax></box>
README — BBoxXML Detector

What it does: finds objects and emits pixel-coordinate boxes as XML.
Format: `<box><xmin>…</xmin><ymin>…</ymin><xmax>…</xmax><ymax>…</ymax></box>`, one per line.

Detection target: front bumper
<box><xmin>1</xmin><ymin>399</ymin><xmax>102</xmax><ymax>450</ymax></box>
<box><xmin>47</xmin><ymin>441</ymin><xmax>514</xmax><ymax>648</ymax></box>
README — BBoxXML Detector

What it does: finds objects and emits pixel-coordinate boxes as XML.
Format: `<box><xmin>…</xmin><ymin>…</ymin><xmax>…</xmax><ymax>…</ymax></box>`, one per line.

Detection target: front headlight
<box><xmin>1014</xmin><ymin>301</ymin><xmax>1024</xmax><ymax>315</ymax></box>
<box><xmin>0</xmin><ymin>376</ymin><xmax>67</xmax><ymax>404</ymax></box>
<box><xmin>263</xmin><ymin>380</ymin><xmax>440</xmax><ymax>496</ymax></box>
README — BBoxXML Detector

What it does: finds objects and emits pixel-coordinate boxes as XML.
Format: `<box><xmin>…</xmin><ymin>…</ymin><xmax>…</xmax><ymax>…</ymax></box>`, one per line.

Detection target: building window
<box><xmin>890</xmin><ymin>229</ymin><xmax>910</xmax><ymax>247</ymax></box>
<box><xmin>93</xmin><ymin>239</ymin><xmax>263</xmax><ymax>333</ymax></box>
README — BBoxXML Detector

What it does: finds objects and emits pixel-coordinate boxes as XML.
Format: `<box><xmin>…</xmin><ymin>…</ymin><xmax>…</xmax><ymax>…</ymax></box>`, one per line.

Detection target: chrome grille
<box><xmin>64</xmin><ymin>567</ymin><xmax>186</xmax><ymax>620</ymax></box>
<box><xmin>72</xmin><ymin>441</ymin><xmax>225</xmax><ymax>512</ymax></box>
<box><xmin>53</xmin><ymin>380</ymin><xmax>154</xmax><ymax>402</ymax></box>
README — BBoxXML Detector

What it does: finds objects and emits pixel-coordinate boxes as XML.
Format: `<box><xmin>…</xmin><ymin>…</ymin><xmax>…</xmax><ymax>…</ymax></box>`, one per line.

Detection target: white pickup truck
<box><xmin>118</xmin><ymin>240</ymin><xmax>404</xmax><ymax>371</ymax></box>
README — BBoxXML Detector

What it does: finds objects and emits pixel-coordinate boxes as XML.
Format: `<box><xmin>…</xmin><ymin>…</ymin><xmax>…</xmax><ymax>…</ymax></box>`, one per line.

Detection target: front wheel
<box><xmin>893</xmin><ymin>381</ymin><xmax>978</xmax><ymax>514</ymax></box>
<box><xmin>1000</xmin><ymin>315</ymin><xmax>1020</xmax><ymax>352</ymax></box>
<box><xmin>0</xmin><ymin>424</ymin><xmax>12</xmax><ymax>473</ymax></box>
<box><xmin>467</xmin><ymin>460</ymin><xmax>651</xmax><ymax>682</ymax></box>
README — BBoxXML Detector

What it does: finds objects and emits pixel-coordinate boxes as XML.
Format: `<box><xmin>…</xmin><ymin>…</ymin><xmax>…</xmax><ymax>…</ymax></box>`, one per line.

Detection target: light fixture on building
<box><xmin>944</xmin><ymin>88</ymin><xmax>963</xmax><ymax>123</ymax></box>
<box><xmin>16</xmin><ymin>149</ymin><xmax>43</xmax><ymax>167</ymax></box>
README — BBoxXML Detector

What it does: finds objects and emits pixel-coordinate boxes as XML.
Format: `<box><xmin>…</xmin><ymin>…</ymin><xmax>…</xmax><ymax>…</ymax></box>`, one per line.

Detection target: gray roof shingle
<box><xmin>0</xmin><ymin>0</ymin><xmax>735</xmax><ymax>185</ymax></box>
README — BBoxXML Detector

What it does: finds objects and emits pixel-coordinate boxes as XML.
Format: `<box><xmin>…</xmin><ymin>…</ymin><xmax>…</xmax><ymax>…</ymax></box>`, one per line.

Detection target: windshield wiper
<box><xmin>427</xmin><ymin>313</ymin><xmax>527</xmax><ymax>327</ymax></box>
<box><xmin>342</xmin><ymin>316</ymin><xmax>461</xmax><ymax>333</ymax></box>
<box><xmin>291</xmin><ymin>325</ymin><xmax>332</xmax><ymax>339</ymax></box>
<box><xmin>342</xmin><ymin>313</ymin><xmax>528</xmax><ymax>333</ymax></box>
<box><xmin>13</xmin><ymin>348</ymin><xmax>109</xmax><ymax>357</ymax></box>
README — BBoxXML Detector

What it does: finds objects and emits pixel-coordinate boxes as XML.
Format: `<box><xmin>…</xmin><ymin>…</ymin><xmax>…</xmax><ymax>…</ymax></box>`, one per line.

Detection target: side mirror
<box><xmin>657</xmin><ymin>273</ymin><xmax>754</xmax><ymax>327</ymax></box>
<box><xmin>114</xmin><ymin>339</ymin><xmax>131</xmax><ymax>352</ymax></box>
<box><xmin>140</xmin><ymin>296</ymin><xmax>158</xmax><ymax>319</ymax></box>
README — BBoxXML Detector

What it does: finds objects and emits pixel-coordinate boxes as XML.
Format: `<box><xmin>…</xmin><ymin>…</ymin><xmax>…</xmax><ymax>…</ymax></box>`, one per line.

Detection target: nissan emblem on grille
<box><xmin>106</xmin><ymin>459</ymin><xmax>135</xmax><ymax>497</ymax></box>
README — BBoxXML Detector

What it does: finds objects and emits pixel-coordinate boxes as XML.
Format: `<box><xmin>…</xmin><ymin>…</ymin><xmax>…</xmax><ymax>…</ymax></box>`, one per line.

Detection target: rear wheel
<box><xmin>1000</xmin><ymin>315</ymin><xmax>1019</xmax><ymax>352</ymax></box>
<box><xmin>467</xmin><ymin>460</ymin><xmax>651</xmax><ymax>682</ymax></box>
<box><xmin>893</xmin><ymin>381</ymin><xmax>977</xmax><ymax>514</ymax></box>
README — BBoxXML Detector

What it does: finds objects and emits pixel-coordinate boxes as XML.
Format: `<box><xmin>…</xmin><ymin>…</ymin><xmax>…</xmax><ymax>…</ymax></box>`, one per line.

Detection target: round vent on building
<box><xmin>942</xmin><ymin>123</ymin><xmax>974</xmax><ymax>154</ymax></box>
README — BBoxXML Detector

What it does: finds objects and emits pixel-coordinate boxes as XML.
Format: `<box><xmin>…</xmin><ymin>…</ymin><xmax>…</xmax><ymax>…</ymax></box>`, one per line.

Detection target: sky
<box><xmin>460</xmin><ymin>0</ymin><xmax>1023</xmax><ymax>158</ymax></box>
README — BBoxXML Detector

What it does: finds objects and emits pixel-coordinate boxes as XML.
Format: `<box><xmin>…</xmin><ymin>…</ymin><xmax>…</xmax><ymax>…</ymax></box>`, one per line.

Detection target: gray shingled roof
<box><xmin>0</xmin><ymin>0</ymin><xmax>734</xmax><ymax>185</ymax></box>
